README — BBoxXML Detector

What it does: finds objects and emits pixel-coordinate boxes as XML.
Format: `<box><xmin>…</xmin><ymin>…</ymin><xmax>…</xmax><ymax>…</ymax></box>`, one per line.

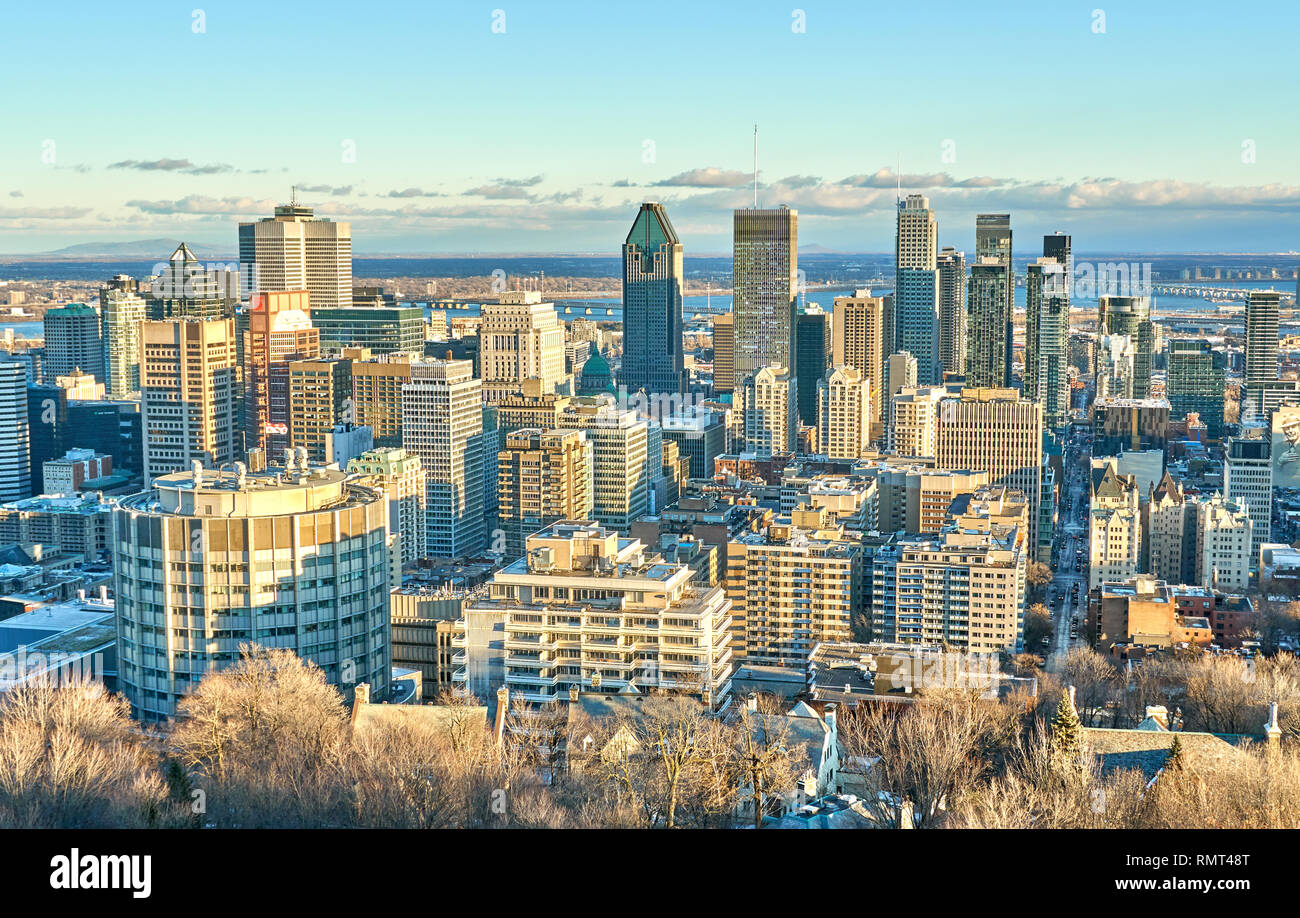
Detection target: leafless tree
<box><xmin>1061</xmin><ymin>647</ymin><xmax>1119</xmax><ymax>726</ymax></box>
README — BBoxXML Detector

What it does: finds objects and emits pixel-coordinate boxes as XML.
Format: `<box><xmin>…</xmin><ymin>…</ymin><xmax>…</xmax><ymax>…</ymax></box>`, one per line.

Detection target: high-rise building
<box><xmin>889</xmin><ymin>386</ymin><xmax>944</xmax><ymax>459</ymax></box>
<box><xmin>461</xmin><ymin>522</ymin><xmax>733</xmax><ymax>711</ymax></box>
<box><xmin>1244</xmin><ymin>290</ymin><xmax>1281</xmax><ymax>407</ymax></box>
<box><xmin>711</xmin><ymin>313</ymin><xmax>735</xmax><ymax>394</ymax></box>
<box><xmin>893</xmin><ymin>195</ymin><xmax>940</xmax><ymax>384</ymax></box>
<box><xmin>0</xmin><ymin>364</ymin><xmax>30</xmax><ymax>501</ymax></box>
<box><xmin>346</xmin><ymin>447</ymin><xmax>428</xmax><ymax>564</ymax></box>
<box><xmin>557</xmin><ymin>396</ymin><xmax>649</xmax><ymax>532</ymax></box>
<box><xmin>1025</xmin><ymin>255</ymin><xmax>1070</xmax><ymax>428</ymax></box>
<box><xmin>100</xmin><ymin>275</ymin><xmax>146</xmax><ymax>398</ymax></box>
<box><xmin>349</xmin><ymin>352</ymin><xmax>412</xmax><ymax>448</ymax></box>
<box><xmin>816</xmin><ymin>366</ymin><xmax>870</xmax><ymax>461</ymax></box>
<box><xmin>1097</xmin><ymin>296</ymin><xmax>1155</xmax><ymax>398</ymax></box>
<box><xmin>726</xmin><ymin>522</ymin><xmax>860</xmax><ymax>666</ymax></box>
<box><xmin>883</xmin><ymin>351</ymin><xmax>917</xmax><ymax>431</ymax></box>
<box><xmin>287</xmin><ymin>357</ymin><xmax>352</xmax><ymax>463</ymax></box>
<box><xmin>896</xmin><ymin>193</ymin><xmax>938</xmax><ymax>272</ymax></box>
<box><xmin>736</xmin><ymin>364</ymin><xmax>796</xmax><ymax>457</ymax></box>
<box><xmin>936</xmin><ymin>247</ymin><xmax>966</xmax><ymax>377</ymax></box>
<box><xmin>936</xmin><ymin>388</ymin><xmax>1043</xmax><ymax>548</ymax></box>
<box><xmin>966</xmin><ymin>260</ymin><xmax>1012</xmax><ymax>388</ymax></box>
<box><xmin>661</xmin><ymin>412</ymin><xmax>726</xmax><ymax>479</ymax></box>
<box><xmin>479</xmin><ymin>291</ymin><xmax>567</xmax><ymax>401</ymax></box>
<box><xmin>1224</xmin><ymin>436</ymin><xmax>1272</xmax><ymax>566</ymax></box>
<box><xmin>402</xmin><ymin>360</ymin><xmax>486</xmax><ymax>558</ymax></box>
<box><xmin>140</xmin><ymin>318</ymin><xmax>238</xmax><ymax>484</ymax></box>
<box><xmin>496</xmin><ymin>428</ymin><xmax>594</xmax><ymax>559</ymax></box>
<box><xmin>621</xmin><ymin>203</ymin><xmax>685</xmax><ymax>396</ymax></box>
<box><xmin>975</xmin><ymin>213</ymin><xmax>1013</xmax><ymax>323</ymax></box>
<box><xmin>1195</xmin><ymin>493</ymin><xmax>1252</xmax><ymax>592</ymax></box>
<box><xmin>147</xmin><ymin>243</ymin><xmax>235</xmax><ymax>321</ymax></box>
<box><xmin>309</xmin><ymin>305</ymin><xmax>426</xmax><ymax>357</ymax></box>
<box><xmin>243</xmin><ymin>291</ymin><xmax>320</xmax><ymax>455</ymax></box>
<box><xmin>1088</xmin><ymin>458</ymin><xmax>1142</xmax><ymax>590</ymax></box>
<box><xmin>43</xmin><ymin>303</ymin><xmax>104</xmax><ymax>384</ymax></box>
<box><xmin>1166</xmin><ymin>339</ymin><xmax>1226</xmax><ymax>439</ymax></box>
<box><xmin>238</xmin><ymin>200</ymin><xmax>352</xmax><ymax>310</ymax></box>
<box><xmin>114</xmin><ymin>461</ymin><xmax>391</xmax><ymax>721</ymax></box>
<box><xmin>794</xmin><ymin>304</ymin><xmax>831</xmax><ymax>428</ymax></box>
<box><xmin>831</xmin><ymin>292</ymin><xmax>885</xmax><ymax>437</ymax></box>
<box><xmin>732</xmin><ymin>207</ymin><xmax>797</xmax><ymax>381</ymax></box>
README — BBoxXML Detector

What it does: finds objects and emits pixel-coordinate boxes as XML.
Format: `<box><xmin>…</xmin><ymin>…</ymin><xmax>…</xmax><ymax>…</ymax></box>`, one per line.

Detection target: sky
<box><xmin>1</xmin><ymin>0</ymin><xmax>1298</xmax><ymax>256</ymax></box>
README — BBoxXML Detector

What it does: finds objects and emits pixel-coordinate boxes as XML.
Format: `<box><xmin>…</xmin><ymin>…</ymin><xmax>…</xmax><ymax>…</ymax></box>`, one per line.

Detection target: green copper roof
<box><xmin>625</xmin><ymin>202</ymin><xmax>679</xmax><ymax>250</ymax></box>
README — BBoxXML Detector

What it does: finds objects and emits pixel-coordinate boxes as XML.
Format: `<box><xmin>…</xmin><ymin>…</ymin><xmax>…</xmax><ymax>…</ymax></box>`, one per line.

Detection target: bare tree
<box><xmin>1061</xmin><ymin>647</ymin><xmax>1119</xmax><ymax>726</ymax></box>
<box><xmin>730</xmin><ymin>705</ymin><xmax>802</xmax><ymax>828</ymax></box>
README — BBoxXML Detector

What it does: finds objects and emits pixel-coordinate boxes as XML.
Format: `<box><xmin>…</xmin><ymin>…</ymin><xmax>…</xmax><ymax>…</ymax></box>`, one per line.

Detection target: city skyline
<box><xmin>2</xmin><ymin>1</ymin><xmax>1299</xmax><ymax>254</ymax></box>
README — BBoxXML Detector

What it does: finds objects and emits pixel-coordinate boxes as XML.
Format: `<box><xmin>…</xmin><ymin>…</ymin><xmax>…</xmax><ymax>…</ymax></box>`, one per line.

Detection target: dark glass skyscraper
<box><xmin>793</xmin><ymin>304</ymin><xmax>830</xmax><ymax>427</ymax></box>
<box><xmin>1167</xmin><ymin>339</ymin><xmax>1226</xmax><ymax>438</ymax></box>
<box><xmin>622</xmin><ymin>203</ymin><xmax>686</xmax><ymax>395</ymax></box>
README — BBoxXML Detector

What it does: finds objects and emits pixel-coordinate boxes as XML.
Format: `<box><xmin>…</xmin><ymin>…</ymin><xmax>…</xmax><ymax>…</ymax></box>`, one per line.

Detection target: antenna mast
<box><xmin>752</xmin><ymin>124</ymin><xmax>758</xmax><ymax>208</ymax></box>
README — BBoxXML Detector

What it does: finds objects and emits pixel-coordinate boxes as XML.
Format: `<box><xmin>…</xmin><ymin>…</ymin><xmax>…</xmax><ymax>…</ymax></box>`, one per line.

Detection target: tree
<box><xmin>1027</xmin><ymin>562</ymin><xmax>1053</xmax><ymax>590</ymax></box>
<box><xmin>1025</xmin><ymin>603</ymin><xmax>1053</xmax><ymax>649</ymax></box>
<box><xmin>730</xmin><ymin>704</ymin><xmax>802</xmax><ymax>829</ymax></box>
<box><xmin>1049</xmin><ymin>688</ymin><xmax>1082</xmax><ymax>769</ymax></box>
<box><xmin>1062</xmin><ymin>647</ymin><xmax>1118</xmax><ymax>726</ymax></box>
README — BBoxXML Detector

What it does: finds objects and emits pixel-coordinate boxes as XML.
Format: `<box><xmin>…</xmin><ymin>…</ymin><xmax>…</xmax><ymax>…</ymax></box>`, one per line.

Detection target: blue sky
<box><xmin>1</xmin><ymin>0</ymin><xmax>1297</xmax><ymax>254</ymax></box>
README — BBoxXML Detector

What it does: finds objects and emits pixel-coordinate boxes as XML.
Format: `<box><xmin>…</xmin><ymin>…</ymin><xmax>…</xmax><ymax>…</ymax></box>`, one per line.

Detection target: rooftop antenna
<box><xmin>895</xmin><ymin>153</ymin><xmax>901</xmax><ymax>207</ymax></box>
<box><xmin>753</xmin><ymin>124</ymin><xmax>758</xmax><ymax>208</ymax></box>
<box><xmin>291</xmin><ymin>185</ymin><xmax>297</xmax><ymax>207</ymax></box>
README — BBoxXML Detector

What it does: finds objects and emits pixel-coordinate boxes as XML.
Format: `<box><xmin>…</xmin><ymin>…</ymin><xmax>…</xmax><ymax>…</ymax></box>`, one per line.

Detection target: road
<box><xmin>1045</xmin><ymin>428</ymin><xmax>1090</xmax><ymax>672</ymax></box>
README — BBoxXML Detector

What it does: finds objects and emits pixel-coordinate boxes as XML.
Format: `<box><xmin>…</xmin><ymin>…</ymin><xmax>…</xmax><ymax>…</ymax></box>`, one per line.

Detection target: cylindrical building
<box><xmin>114</xmin><ymin>458</ymin><xmax>390</xmax><ymax>721</ymax></box>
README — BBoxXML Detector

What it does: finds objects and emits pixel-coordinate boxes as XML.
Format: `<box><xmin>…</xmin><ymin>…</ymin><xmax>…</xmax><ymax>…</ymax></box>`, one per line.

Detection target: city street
<box><xmin>1046</xmin><ymin>427</ymin><xmax>1089</xmax><ymax>671</ymax></box>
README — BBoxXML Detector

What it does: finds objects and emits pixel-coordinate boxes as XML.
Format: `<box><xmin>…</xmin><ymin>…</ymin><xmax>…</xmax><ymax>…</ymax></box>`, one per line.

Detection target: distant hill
<box><xmin>29</xmin><ymin>239</ymin><xmax>233</xmax><ymax>260</ymax></box>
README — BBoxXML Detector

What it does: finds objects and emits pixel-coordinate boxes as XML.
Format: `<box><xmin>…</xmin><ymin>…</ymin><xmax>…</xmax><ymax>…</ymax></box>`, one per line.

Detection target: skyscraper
<box><xmin>816</xmin><ymin>366</ymin><xmax>870</xmax><ymax>460</ymax></box>
<box><xmin>243</xmin><ymin>290</ymin><xmax>320</xmax><ymax>455</ymax></box>
<box><xmin>43</xmin><ymin>303</ymin><xmax>104</xmax><ymax>383</ymax></box>
<box><xmin>1244</xmin><ymin>290</ymin><xmax>1281</xmax><ymax>406</ymax></box>
<box><xmin>148</xmin><ymin>243</ymin><xmax>235</xmax><ymax>321</ymax></box>
<box><xmin>99</xmin><ymin>275</ymin><xmax>146</xmax><ymax>398</ymax></box>
<box><xmin>621</xmin><ymin>203</ymin><xmax>685</xmax><ymax>396</ymax></box>
<box><xmin>936</xmin><ymin>247</ymin><xmax>966</xmax><ymax>377</ymax></box>
<box><xmin>832</xmin><ymin>292</ymin><xmax>885</xmax><ymax>438</ymax></box>
<box><xmin>894</xmin><ymin>195</ymin><xmax>940</xmax><ymax>384</ymax></box>
<box><xmin>1224</xmin><ymin>436</ymin><xmax>1272</xmax><ymax>566</ymax></box>
<box><xmin>238</xmin><ymin>199</ymin><xmax>352</xmax><ymax>310</ymax></box>
<box><xmin>1025</xmin><ymin>252</ymin><xmax>1070</xmax><ymax>428</ymax></box>
<box><xmin>479</xmin><ymin>290</ymin><xmax>567</xmax><ymax>401</ymax></box>
<box><xmin>736</xmin><ymin>365</ymin><xmax>796</xmax><ymax>457</ymax></box>
<box><xmin>794</xmin><ymin>304</ymin><xmax>831</xmax><ymax>427</ymax></box>
<box><xmin>1167</xmin><ymin>339</ymin><xmax>1226</xmax><ymax>439</ymax></box>
<box><xmin>496</xmin><ymin>428</ymin><xmax>594</xmax><ymax>559</ymax></box>
<box><xmin>975</xmin><ymin>213</ymin><xmax>1013</xmax><ymax>320</ymax></box>
<box><xmin>712</xmin><ymin>313</ymin><xmax>735</xmax><ymax>394</ymax></box>
<box><xmin>1097</xmin><ymin>296</ymin><xmax>1155</xmax><ymax>398</ymax></box>
<box><xmin>402</xmin><ymin>360</ymin><xmax>486</xmax><ymax>558</ymax></box>
<box><xmin>140</xmin><ymin>318</ymin><xmax>238</xmax><ymax>484</ymax></box>
<box><xmin>732</xmin><ymin>207</ymin><xmax>797</xmax><ymax>381</ymax></box>
<box><xmin>558</xmin><ymin>396</ymin><xmax>650</xmax><ymax>532</ymax></box>
<box><xmin>0</xmin><ymin>363</ymin><xmax>30</xmax><ymax>501</ymax></box>
<box><xmin>966</xmin><ymin>260</ymin><xmax>1012</xmax><ymax>389</ymax></box>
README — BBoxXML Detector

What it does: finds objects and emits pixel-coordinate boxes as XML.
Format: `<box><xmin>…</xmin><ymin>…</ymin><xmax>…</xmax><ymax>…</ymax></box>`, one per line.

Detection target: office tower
<box><xmin>736</xmin><ymin>364</ymin><xmax>796</xmax><ymax>457</ymax></box>
<box><xmin>147</xmin><ymin>243</ymin><xmax>235</xmax><ymax>321</ymax></box>
<box><xmin>43</xmin><ymin>303</ymin><xmax>105</xmax><ymax>383</ymax></box>
<box><xmin>1244</xmin><ymin>290</ymin><xmax>1281</xmax><ymax>406</ymax></box>
<box><xmin>55</xmin><ymin>367</ymin><xmax>104</xmax><ymax>401</ymax></box>
<box><xmin>557</xmin><ymin>396</ymin><xmax>649</xmax><ymax>532</ymax></box>
<box><xmin>816</xmin><ymin>366</ymin><xmax>870</xmax><ymax>460</ymax></box>
<box><xmin>936</xmin><ymin>247</ymin><xmax>966</xmax><ymax>377</ymax></box>
<box><xmin>1097</xmin><ymin>296</ymin><xmax>1154</xmax><ymax>398</ymax></box>
<box><xmin>495</xmin><ymin>378</ymin><xmax>573</xmax><ymax>434</ymax></box>
<box><xmin>1195</xmin><ymin>493</ymin><xmax>1252</xmax><ymax>591</ymax></box>
<box><xmin>725</xmin><ymin>526</ymin><xmax>860</xmax><ymax>666</ymax></box>
<box><xmin>462</xmin><ymin>522</ymin><xmax>733</xmax><ymax>710</ymax></box>
<box><xmin>893</xmin><ymin>194</ymin><xmax>940</xmax><ymax>383</ymax></box>
<box><xmin>479</xmin><ymin>290</ymin><xmax>567</xmax><ymax>401</ymax></box>
<box><xmin>889</xmin><ymin>386</ymin><xmax>944</xmax><ymax>458</ymax></box>
<box><xmin>287</xmin><ymin>357</ymin><xmax>352</xmax><ymax>463</ymax></box>
<box><xmin>238</xmin><ymin>199</ymin><xmax>352</xmax><ymax>309</ymax></box>
<box><xmin>661</xmin><ymin>412</ymin><xmax>726</xmax><ymax>479</ymax></box>
<box><xmin>0</xmin><ymin>364</ymin><xmax>30</xmax><ymax>501</ymax></box>
<box><xmin>1224</xmin><ymin>436</ymin><xmax>1272</xmax><ymax>565</ymax></box>
<box><xmin>859</xmin><ymin>463</ymin><xmax>990</xmax><ymax>534</ymax></box>
<box><xmin>349</xmin><ymin>352</ymin><xmax>412</xmax><ymax>448</ymax></box>
<box><xmin>243</xmin><ymin>290</ymin><xmax>320</xmax><ymax>455</ymax></box>
<box><xmin>1087</xmin><ymin>458</ymin><xmax>1142</xmax><ymax>590</ymax></box>
<box><xmin>100</xmin><ymin>275</ymin><xmax>146</xmax><ymax>398</ymax></box>
<box><xmin>1147</xmin><ymin>470</ymin><xmax>1198</xmax><ymax>586</ymax></box>
<box><xmin>310</xmin><ymin>304</ymin><xmax>426</xmax><ymax>357</ymax></box>
<box><xmin>114</xmin><ymin>461</ymin><xmax>390</xmax><ymax>721</ymax></box>
<box><xmin>975</xmin><ymin>213</ymin><xmax>1013</xmax><ymax>321</ymax></box>
<box><xmin>346</xmin><ymin>447</ymin><xmax>428</xmax><ymax>564</ymax></box>
<box><xmin>1166</xmin><ymin>339</ymin><xmax>1226</xmax><ymax>439</ymax></box>
<box><xmin>794</xmin><ymin>304</ymin><xmax>831</xmax><ymax>428</ymax></box>
<box><xmin>496</xmin><ymin>428</ymin><xmax>594</xmax><ymax>559</ymax></box>
<box><xmin>936</xmin><ymin>388</ymin><xmax>1043</xmax><ymax>548</ymax></box>
<box><xmin>140</xmin><ymin>319</ymin><xmax>238</xmax><ymax>484</ymax></box>
<box><xmin>883</xmin><ymin>351</ymin><xmax>917</xmax><ymax>431</ymax></box>
<box><xmin>621</xmin><ymin>203</ymin><xmax>686</xmax><ymax>396</ymax></box>
<box><xmin>832</xmin><ymin>292</ymin><xmax>885</xmax><ymax>437</ymax></box>
<box><xmin>402</xmin><ymin>360</ymin><xmax>486</xmax><ymax>558</ymax></box>
<box><xmin>712</xmin><ymin>313</ymin><xmax>735</xmax><ymax>394</ymax></box>
<box><xmin>1043</xmin><ymin>232</ymin><xmax>1072</xmax><ymax>281</ymax></box>
<box><xmin>873</xmin><ymin>520</ymin><xmax>1026</xmax><ymax>653</ymax></box>
<box><xmin>1025</xmin><ymin>256</ymin><xmax>1070</xmax><ymax>428</ymax></box>
<box><xmin>732</xmin><ymin>207</ymin><xmax>797</xmax><ymax>381</ymax></box>
<box><xmin>966</xmin><ymin>260</ymin><xmax>1012</xmax><ymax>388</ymax></box>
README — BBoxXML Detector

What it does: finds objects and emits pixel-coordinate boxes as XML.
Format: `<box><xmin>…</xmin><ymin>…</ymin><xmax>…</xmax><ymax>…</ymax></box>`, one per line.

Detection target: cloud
<box><xmin>8</xmin><ymin>191</ymin><xmax>22</xmax><ymax>198</ymax></box>
<box><xmin>109</xmin><ymin>158</ymin><xmax>236</xmax><ymax>175</ymax></box>
<box><xmin>125</xmin><ymin>195</ymin><xmax>276</xmax><ymax>215</ymax></box>
<box><xmin>652</xmin><ymin>167</ymin><xmax>752</xmax><ymax>188</ymax></box>
<box><xmin>384</xmin><ymin>187</ymin><xmax>442</xmax><ymax>198</ymax></box>
<box><xmin>0</xmin><ymin>206</ymin><xmax>93</xmax><ymax>220</ymax></box>
<box><xmin>463</xmin><ymin>175</ymin><xmax>544</xmax><ymax>199</ymax></box>
<box><xmin>297</xmin><ymin>184</ymin><xmax>355</xmax><ymax>196</ymax></box>
<box><xmin>838</xmin><ymin>168</ymin><xmax>1010</xmax><ymax>189</ymax></box>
